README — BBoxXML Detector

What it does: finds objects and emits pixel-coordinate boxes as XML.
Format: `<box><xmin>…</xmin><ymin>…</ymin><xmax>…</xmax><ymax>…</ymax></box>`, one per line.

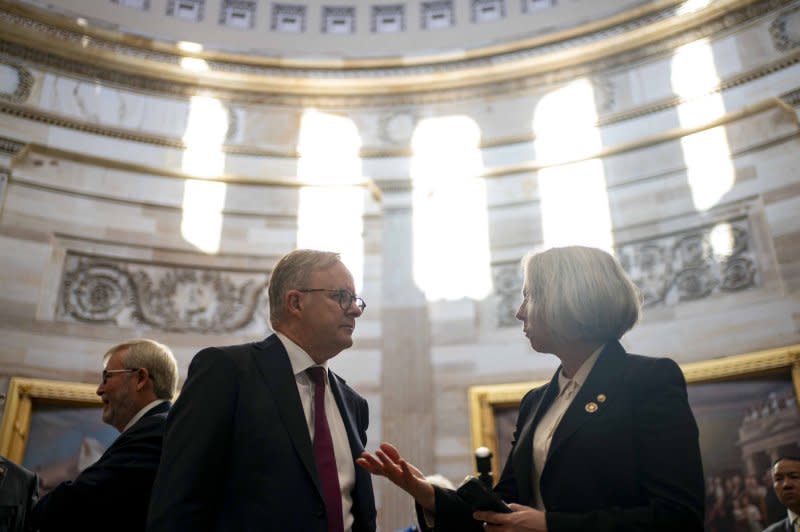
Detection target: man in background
<box><xmin>148</xmin><ymin>249</ymin><xmax>376</xmax><ymax>532</ymax></box>
<box><xmin>763</xmin><ymin>456</ymin><xmax>800</xmax><ymax>532</ymax></box>
<box><xmin>29</xmin><ymin>338</ymin><xmax>178</xmax><ymax>532</ymax></box>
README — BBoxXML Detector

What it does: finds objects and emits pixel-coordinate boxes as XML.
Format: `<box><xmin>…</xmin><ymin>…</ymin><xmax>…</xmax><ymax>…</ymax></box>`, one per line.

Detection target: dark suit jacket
<box><xmin>147</xmin><ymin>334</ymin><xmax>377</xmax><ymax>532</ymax></box>
<box><xmin>428</xmin><ymin>341</ymin><xmax>705</xmax><ymax>532</ymax></box>
<box><xmin>0</xmin><ymin>456</ymin><xmax>38</xmax><ymax>532</ymax></box>
<box><xmin>29</xmin><ymin>401</ymin><xmax>170</xmax><ymax>532</ymax></box>
<box><xmin>763</xmin><ymin>516</ymin><xmax>794</xmax><ymax>532</ymax></box>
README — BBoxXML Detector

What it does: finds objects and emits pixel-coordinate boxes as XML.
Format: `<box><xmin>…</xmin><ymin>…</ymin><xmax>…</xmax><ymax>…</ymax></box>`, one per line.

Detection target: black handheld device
<box><xmin>455</xmin><ymin>476</ymin><xmax>512</xmax><ymax>513</ymax></box>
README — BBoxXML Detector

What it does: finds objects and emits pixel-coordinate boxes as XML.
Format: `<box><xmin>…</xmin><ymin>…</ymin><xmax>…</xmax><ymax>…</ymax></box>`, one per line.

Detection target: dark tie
<box><xmin>307</xmin><ymin>367</ymin><xmax>345</xmax><ymax>532</ymax></box>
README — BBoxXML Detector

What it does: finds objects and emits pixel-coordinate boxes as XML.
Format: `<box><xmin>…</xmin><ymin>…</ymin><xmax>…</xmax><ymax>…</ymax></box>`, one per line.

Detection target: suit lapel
<box><xmin>511</xmin><ymin>372</ymin><xmax>560</xmax><ymax>505</ymax></box>
<box><xmin>252</xmin><ymin>335</ymin><xmax>322</xmax><ymax>496</ymax></box>
<box><xmin>545</xmin><ymin>341</ymin><xmax>626</xmax><ymax>465</ymax></box>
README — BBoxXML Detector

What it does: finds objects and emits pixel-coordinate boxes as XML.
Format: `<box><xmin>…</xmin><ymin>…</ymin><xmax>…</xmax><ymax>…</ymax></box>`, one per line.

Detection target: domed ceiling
<box><xmin>14</xmin><ymin>0</ymin><xmax>661</xmax><ymax>60</ymax></box>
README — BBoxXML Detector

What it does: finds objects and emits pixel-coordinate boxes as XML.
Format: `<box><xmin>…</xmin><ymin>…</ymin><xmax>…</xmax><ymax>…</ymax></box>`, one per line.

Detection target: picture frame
<box><xmin>468</xmin><ymin>344</ymin><xmax>800</xmax><ymax>482</ymax></box>
<box><xmin>0</xmin><ymin>377</ymin><xmax>110</xmax><ymax>474</ymax></box>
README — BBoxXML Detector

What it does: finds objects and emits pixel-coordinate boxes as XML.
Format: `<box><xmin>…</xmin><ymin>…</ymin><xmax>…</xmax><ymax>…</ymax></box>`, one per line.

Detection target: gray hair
<box><xmin>268</xmin><ymin>249</ymin><xmax>342</xmax><ymax>326</ymax></box>
<box><xmin>522</xmin><ymin>246</ymin><xmax>641</xmax><ymax>344</ymax></box>
<box><xmin>104</xmin><ymin>339</ymin><xmax>178</xmax><ymax>400</ymax></box>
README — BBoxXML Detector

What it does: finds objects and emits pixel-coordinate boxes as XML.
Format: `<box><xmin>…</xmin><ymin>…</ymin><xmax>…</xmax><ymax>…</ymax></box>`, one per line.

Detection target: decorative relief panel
<box><xmin>617</xmin><ymin>218</ymin><xmax>758</xmax><ymax>307</ymax></box>
<box><xmin>492</xmin><ymin>218</ymin><xmax>759</xmax><ymax>327</ymax></box>
<box><xmin>372</xmin><ymin>4</ymin><xmax>404</xmax><ymax>33</ymax></box>
<box><xmin>57</xmin><ymin>253</ymin><xmax>270</xmax><ymax>335</ymax></box>
<box><xmin>272</xmin><ymin>4</ymin><xmax>306</xmax><ymax>33</ymax></box>
<box><xmin>0</xmin><ymin>62</ymin><xmax>33</xmax><ymax>103</ymax></box>
<box><xmin>770</xmin><ymin>4</ymin><xmax>800</xmax><ymax>50</ymax></box>
<box><xmin>166</xmin><ymin>0</ymin><xmax>204</xmax><ymax>22</ymax></box>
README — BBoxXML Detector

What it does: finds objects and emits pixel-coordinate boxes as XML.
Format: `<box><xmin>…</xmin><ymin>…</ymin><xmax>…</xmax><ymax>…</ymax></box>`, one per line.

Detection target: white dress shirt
<box><xmin>122</xmin><ymin>399</ymin><xmax>168</xmax><ymax>433</ymax></box>
<box><xmin>276</xmin><ymin>332</ymin><xmax>356</xmax><ymax>532</ymax></box>
<box><xmin>531</xmin><ymin>344</ymin><xmax>604</xmax><ymax>510</ymax></box>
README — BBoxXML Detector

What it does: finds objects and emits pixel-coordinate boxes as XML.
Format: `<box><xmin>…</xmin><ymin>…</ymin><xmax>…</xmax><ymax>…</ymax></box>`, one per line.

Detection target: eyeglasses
<box><xmin>101</xmin><ymin>368</ymin><xmax>138</xmax><ymax>384</ymax></box>
<box><xmin>298</xmin><ymin>288</ymin><xmax>366</xmax><ymax>312</ymax></box>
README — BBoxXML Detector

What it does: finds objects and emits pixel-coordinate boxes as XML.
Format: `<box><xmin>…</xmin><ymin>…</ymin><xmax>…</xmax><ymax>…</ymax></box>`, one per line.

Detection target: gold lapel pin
<box><xmin>597</xmin><ymin>394</ymin><xmax>606</xmax><ymax>403</ymax></box>
<box><xmin>585</xmin><ymin>402</ymin><xmax>598</xmax><ymax>413</ymax></box>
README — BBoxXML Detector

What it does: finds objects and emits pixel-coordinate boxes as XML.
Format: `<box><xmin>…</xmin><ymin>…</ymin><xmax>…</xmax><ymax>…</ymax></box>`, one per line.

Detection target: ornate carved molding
<box><xmin>0</xmin><ymin>0</ymin><xmax>794</xmax><ymax>104</ymax></box>
<box><xmin>770</xmin><ymin>3</ymin><xmax>800</xmax><ymax>50</ymax></box>
<box><xmin>492</xmin><ymin>217</ymin><xmax>759</xmax><ymax>327</ymax></box>
<box><xmin>0</xmin><ymin>135</ymin><xmax>24</xmax><ymax>156</ymax></box>
<box><xmin>57</xmin><ymin>253</ymin><xmax>270</xmax><ymax>334</ymax></box>
<box><xmin>0</xmin><ymin>60</ymin><xmax>32</xmax><ymax>103</ymax></box>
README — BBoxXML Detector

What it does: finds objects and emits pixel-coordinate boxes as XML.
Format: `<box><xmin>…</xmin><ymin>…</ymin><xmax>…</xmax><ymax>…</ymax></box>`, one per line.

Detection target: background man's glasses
<box><xmin>101</xmin><ymin>368</ymin><xmax>138</xmax><ymax>384</ymax></box>
<box><xmin>298</xmin><ymin>288</ymin><xmax>366</xmax><ymax>312</ymax></box>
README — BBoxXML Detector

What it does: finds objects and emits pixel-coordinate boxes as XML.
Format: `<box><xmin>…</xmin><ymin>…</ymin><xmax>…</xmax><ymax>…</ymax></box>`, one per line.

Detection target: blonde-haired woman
<box><xmin>359</xmin><ymin>246</ymin><xmax>704</xmax><ymax>532</ymax></box>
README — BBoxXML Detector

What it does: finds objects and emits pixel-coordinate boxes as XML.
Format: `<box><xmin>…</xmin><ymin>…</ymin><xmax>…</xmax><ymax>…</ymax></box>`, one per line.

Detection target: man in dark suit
<box><xmin>148</xmin><ymin>249</ymin><xmax>377</xmax><ymax>532</ymax></box>
<box><xmin>763</xmin><ymin>456</ymin><xmax>800</xmax><ymax>532</ymax></box>
<box><xmin>29</xmin><ymin>338</ymin><xmax>178</xmax><ymax>532</ymax></box>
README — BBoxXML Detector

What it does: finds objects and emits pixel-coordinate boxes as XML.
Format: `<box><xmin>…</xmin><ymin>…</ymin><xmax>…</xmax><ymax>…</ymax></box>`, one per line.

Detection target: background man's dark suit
<box><xmin>429</xmin><ymin>340</ymin><xmax>705</xmax><ymax>531</ymax></box>
<box><xmin>147</xmin><ymin>334</ymin><xmax>377</xmax><ymax>532</ymax></box>
<box><xmin>29</xmin><ymin>401</ymin><xmax>170</xmax><ymax>532</ymax></box>
<box><xmin>763</xmin><ymin>516</ymin><xmax>795</xmax><ymax>531</ymax></box>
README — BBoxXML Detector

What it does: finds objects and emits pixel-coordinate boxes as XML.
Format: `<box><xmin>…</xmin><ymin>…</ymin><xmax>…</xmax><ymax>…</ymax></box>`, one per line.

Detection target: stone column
<box><xmin>378</xmin><ymin>180</ymin><xmax>435</xmax><ymax>531</ymax></box>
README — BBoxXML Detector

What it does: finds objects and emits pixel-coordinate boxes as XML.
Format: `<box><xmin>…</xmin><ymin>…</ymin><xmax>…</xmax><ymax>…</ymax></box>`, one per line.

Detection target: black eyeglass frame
<box><xmin>297</xmin><ymin>288</ymin><xmax>366</xmax><ymax>312</ymax></box>
<box><xmin>101</xmin><ymin>368</ymin><xmax>139</xmax><ymax>384</ymax></box>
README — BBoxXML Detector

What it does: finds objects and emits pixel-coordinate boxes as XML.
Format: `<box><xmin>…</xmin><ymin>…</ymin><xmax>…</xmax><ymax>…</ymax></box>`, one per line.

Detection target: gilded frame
<box><xmin>0</xmin><ymin>377</ymin><xmax>101</xmax><ymax>464</ymax></box>
<box><xmin>468</xmin><ymin>344</ymin><xmax>800</xmax><ymax>477</ymax></box>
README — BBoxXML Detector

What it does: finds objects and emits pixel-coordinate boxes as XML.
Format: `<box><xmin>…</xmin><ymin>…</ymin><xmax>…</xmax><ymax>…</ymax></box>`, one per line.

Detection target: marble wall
<box><xmin>1</xmin><ymin>1</ymin><xmax>800</xmax><ymax>530</ymax></box>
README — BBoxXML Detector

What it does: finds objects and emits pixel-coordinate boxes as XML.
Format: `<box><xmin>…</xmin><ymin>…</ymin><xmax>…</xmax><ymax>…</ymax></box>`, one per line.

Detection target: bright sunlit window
<box><xmin>410</xmin><ymin>115</ymin><xmax>491</xmax><ymax>301</ymax></box>
<box><xmin>671</xmin><ymin>39</ymin><xmax>734</xmax><ymax>211</ymax></box>
<box><xmin>533</xmin><ymin>79</ymin><xmax>613</xmax><ymax>252</ymax></box>
<box><xmin>180</xmin><ymin>95</ymin><xmax>228</xmax><ymax>254</ymax></box>
<box><xmin>296</xmin><ymin>110</ymin><xmax>365</xmax><ymax>289</ymax></box>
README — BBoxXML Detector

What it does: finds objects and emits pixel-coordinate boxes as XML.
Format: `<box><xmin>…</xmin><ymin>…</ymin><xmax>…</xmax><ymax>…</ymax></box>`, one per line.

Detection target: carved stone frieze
<box><xmin>617</xmin><ymin>218</ymin><xmax>758</xmax><ymax>307</ymax></box>
<box><xmin>492</xmin><ymin>217</ymin><xmax>759</xmax><ymax>327</ymax></box>
<box><xmin>58</xmin><ymin>253</ymin><xmax>270</xmax><ymax>334</ymax></box>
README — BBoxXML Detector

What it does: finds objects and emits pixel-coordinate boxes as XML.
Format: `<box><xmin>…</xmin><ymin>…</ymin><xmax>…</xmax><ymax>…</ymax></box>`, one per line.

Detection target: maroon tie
<box><xmin>307</xmin><ymin>367</ymin><xmax>345</xmax><ymax>532</ymax></box>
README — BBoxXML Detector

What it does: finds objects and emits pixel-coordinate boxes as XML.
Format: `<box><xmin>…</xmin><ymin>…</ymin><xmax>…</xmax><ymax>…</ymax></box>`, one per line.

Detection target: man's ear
<box><xmin>286</xmin><ymin>290</ymin><xmax>303</xmax><ymax>317</ymax></box>
<box><xmin>135</xmin><ymin>367</ymin><xmax>150</xmax><ymax>392</ymax></box>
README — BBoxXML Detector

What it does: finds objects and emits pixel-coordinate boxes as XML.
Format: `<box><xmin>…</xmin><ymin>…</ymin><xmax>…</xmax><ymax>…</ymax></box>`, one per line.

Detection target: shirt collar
<box><xmin>788</xmin><ymin>509</ymin><xmax>798</xmax><ymax>526</ymax></box>
<box><xmin>275</xmin><ymin>331</ymin><xmax>327</xmax><ymax>377</ymax></box>
<box><xmin>557</xmin><ymin>343</ymin><xmax>605</xmax><ymax>392</ymax></box>
<box><xmin>122</xmin><ymin>399</ymin><xmax>168</xmax><ymax>433</ymax></box>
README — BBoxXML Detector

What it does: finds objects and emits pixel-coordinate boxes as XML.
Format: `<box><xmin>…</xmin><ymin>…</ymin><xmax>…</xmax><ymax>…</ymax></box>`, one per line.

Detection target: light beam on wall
<box><xmin>410</xmin><ymin>115</ymin><xmax>491</xmax><ymax>301</ymax></box>
<box><xmin>533</xmin><ymin>79</ymin><xmax>613</xmax><ymax>252</ymax></box>
<box><xmin>671</xmin><ymin>39</ymin><xmax>734</xmax><ymax>212</ymax></box>
<box><xmin>296</xmin><ymin>110</ymin><xmax>365</xmax><ymax>289</ymax></box>
<box><xmin>180</xmin><ymin>95</ymin><xmax>228</xmax><ymax>254</ymax></box>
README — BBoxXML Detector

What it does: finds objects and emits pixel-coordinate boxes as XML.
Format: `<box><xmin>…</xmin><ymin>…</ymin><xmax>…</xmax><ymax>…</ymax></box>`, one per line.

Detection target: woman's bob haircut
<box><xmin>522</xmin><ymin>246</ymin><xmax>641</xmax><ymax>344</ymax></box>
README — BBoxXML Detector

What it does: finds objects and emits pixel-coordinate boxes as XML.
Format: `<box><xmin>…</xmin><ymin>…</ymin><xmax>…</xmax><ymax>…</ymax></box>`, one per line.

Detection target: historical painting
<box><xmin>468</xmin><ymin>344</ymin><xmax>800</xmax><ymax>531</ymax></box>
<box><xmin>0</xmin><ymin>378</ymin><xmax>114</xmax><ymax>494</ymax></box>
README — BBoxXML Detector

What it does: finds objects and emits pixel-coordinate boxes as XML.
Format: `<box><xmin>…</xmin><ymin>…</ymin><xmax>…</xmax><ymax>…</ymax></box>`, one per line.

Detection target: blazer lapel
<box><xmin>545</xmin><ymin>341</ymin><xmax>626</xmax><ymax>466</ymax></box>
<box><xmin>252</xmin><ymin>335</ymin><xmax>322</xmax><ymax>496</ymax></box>
<box><xmin>511</xmin><ymin>371</ymin><xmax>560</xmax><ymax>505</ymax></box>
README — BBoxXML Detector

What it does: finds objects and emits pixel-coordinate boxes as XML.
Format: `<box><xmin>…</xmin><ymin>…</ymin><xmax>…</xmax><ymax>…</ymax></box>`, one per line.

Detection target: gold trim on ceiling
<box><xmin>0</xmin><ymin>0</ymin><xmax>788</xmax><ymax>97</ymax></box>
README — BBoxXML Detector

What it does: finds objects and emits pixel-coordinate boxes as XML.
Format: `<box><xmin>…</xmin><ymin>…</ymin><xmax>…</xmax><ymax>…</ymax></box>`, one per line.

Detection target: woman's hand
<box><xmin>473</xmin><ymin>504</ymin><xmax>548</xmax><ymax>532</ymax></box>
<box><xmin>356</xmin><ymin>442</ymin><xmax>436</xmax><ymax>510</ymax></box>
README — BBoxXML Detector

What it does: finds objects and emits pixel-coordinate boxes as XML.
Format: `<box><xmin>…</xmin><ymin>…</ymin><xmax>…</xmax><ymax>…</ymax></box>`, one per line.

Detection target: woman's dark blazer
<box><xmin>428</xmin><ymin>340</ymin><xmax>705</xmax><ymax>532</ymax></box>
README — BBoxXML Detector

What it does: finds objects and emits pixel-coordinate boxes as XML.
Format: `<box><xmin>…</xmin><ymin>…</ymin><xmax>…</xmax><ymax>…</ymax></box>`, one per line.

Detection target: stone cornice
<box><xmin>0</xmin><ymin>0</ymin><xmax>794</xmax><ymax>103</ymax></box>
